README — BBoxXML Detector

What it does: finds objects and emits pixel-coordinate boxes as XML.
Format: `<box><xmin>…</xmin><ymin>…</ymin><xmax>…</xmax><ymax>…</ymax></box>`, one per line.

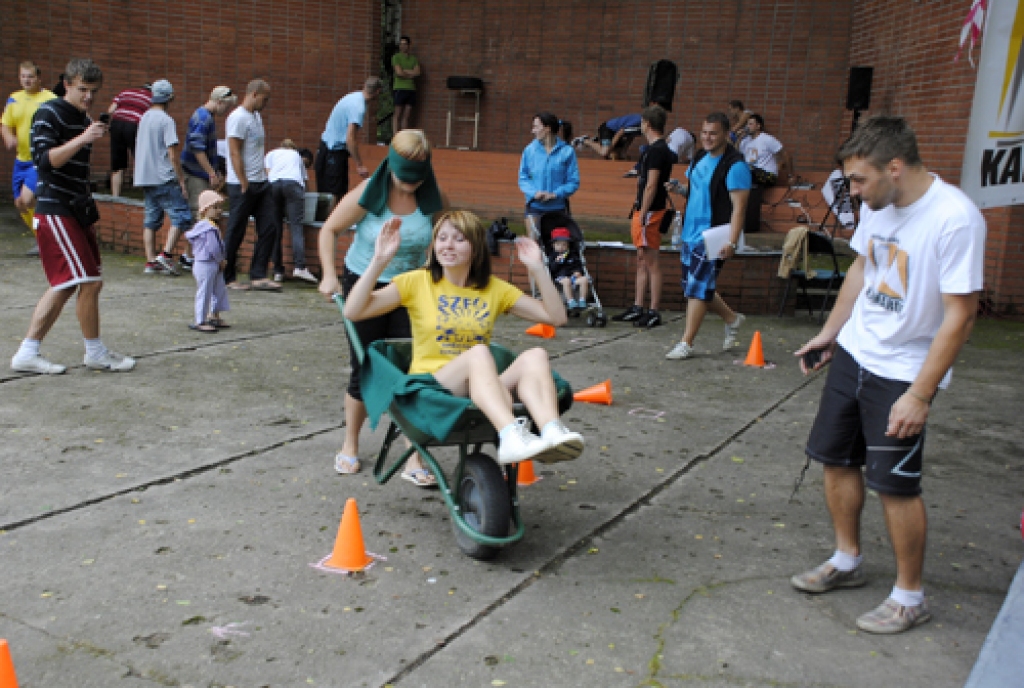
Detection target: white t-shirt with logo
<box><xmin>740</xmin><ymin>132</ymin><xmax>783</xmax><ymax>174</ymax></box>
<box><xmin>837</xmin><ymin>176</ymin><xmax>986</xmax><ymax>388</ymax></box>
<box><xmin>225</xmin><ymin>107</ymin><xmax>266</xmax><ymax>184</ymax></box>
<box><xmin>264</xmin><ymin>148</ymin><xmax>308</xmax><ymax>186</ymax></box>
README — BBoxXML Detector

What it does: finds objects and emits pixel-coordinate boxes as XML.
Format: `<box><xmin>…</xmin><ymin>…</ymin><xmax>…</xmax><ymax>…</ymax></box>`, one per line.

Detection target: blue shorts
<box><xmin>12</xmin><ymin>160</ymin><xmax>38</xmax><ymax>197</ymax></box>
<box><xmin>680</xmin><ymin>240</ymin><xmax>723</xmax><ymax>302</ymax></box>
<box><xmin>143</xmin><ymin>181</ymin><xmax>192</xmax><ymax>230</ymax></box>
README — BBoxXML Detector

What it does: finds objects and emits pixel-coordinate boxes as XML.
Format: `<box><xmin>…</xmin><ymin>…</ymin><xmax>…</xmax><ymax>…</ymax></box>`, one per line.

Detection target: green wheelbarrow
<box><xmin>333</xmin><ymin>294</ymin><xmax>573</xmax><ymax>560</ymax></box>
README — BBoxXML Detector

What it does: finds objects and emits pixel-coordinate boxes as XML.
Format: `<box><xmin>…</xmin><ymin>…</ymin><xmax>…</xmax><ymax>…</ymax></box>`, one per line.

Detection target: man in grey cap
<box><xmin>135</xmin><ymin>78</ymin><xmax>192</xmax><ymax>275</ymax></box>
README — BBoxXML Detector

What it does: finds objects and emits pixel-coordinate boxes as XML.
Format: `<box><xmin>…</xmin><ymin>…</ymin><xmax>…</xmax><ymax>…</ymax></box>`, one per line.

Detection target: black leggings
<box><xmin>341</xmin><ymin>266</ymin><xmax>411</xmax><ymax>401</ymax></box>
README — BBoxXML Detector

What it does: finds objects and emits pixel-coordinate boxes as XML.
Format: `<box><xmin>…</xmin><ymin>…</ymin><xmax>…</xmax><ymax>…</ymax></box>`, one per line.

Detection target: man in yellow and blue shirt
<box><xmin>1</xmin><ymin>60</ymin><xmax>56</xmax><ymax>242</ymax></box>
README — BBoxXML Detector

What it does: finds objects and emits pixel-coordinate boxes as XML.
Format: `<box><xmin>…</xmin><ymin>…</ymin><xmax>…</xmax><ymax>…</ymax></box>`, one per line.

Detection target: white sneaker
<box><xmin>497</xmin><ymin>418</ymin><xmax>551</xmax><ymax>465</ymax></box>
<box><xmin>666</xmin><ymin>341</ymin><xmax>694</xmax><ymax>360</ymax></box>
<box><xmin>11</xmin><ymin>354</ymin><xmax>67</xmax><ymax>375</ymax></box>
<box><xmin>292</xmin><ymin>267</ymin><xmax>319</xmax><ymax>284</ymax></box>
<box><xmin>156</xmin><ymin>252</ymin><xmax>180</xmax><ymax>276</ymax></box>
<box><xmin>273</xmin><ymin>273</ymin><xmax>284</xmax><ymax>283</ymax></box>
<box><xmin>723</xmin><ymin>313</ymin><xmax>746</xmax><ymax>350</ymax></box>
<box><xmin>536</xmin><ymin>420</ymin><xmax>585</xmax><ymax>464</ymax></box>
<box><xmin>84</xmin><ymin>349</ymin><xmax>136</xmax><ymax>372</ymax></box>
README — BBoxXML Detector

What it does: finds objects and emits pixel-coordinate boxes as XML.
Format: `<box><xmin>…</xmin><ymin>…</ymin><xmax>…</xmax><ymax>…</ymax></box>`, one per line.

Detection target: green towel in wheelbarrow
<box><xmin>360</xmin><ymin>340</ymin><xmax>573</xmax><ymax>443</ymax></box>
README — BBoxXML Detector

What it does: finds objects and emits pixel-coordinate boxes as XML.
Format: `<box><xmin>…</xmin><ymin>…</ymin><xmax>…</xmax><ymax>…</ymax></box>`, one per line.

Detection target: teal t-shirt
<box><xmin>344</xmin><ymin>205</ymin><xmax>432</xmax><ymax>281</ymax></box>
<box><xmin>392</xmin><ymin>53</ymin><xmax>419</xmax><ymax>91</ymax></box>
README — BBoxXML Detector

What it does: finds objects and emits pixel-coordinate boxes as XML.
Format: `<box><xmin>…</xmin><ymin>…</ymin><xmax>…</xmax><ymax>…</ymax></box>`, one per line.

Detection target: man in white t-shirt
<box><xmin>739</xmin><ymin>114</ymin><xmax>790</xmax><ymax>187</ymax></box>
<box><xmin>223</xmin><ymin>79</ymin><xmax>279</xmax><ymax>290</ymax></box>
<box><xmin>791</xmin><ymin>115</ymin><xmax>986</xmax><ymax>635</ymax></box>
<box><xmin>265</xmin><ymin>141</ymin><xmax>316</xmax><ymax>283</ymax></box>
<box><xmin>134</xmin><ymin>79</ymin><xmax>191</xmax><ymax>276</ymax></box>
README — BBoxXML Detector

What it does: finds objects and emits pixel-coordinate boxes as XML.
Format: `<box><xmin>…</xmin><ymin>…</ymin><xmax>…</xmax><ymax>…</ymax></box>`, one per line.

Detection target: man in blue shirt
<box><xmin>315</xmin><ymin>77</ymin><xmax>382</xmax><ymax>210</ymax></box>
<box><xmin>666</xmin><ymin>112</ymin><xmax>750</xmax><ymax>360</ymax></box>
<box><xmin>574</xmin><ymin>113</ymin><xmax>642</xmax><ymax>160</ymax></box>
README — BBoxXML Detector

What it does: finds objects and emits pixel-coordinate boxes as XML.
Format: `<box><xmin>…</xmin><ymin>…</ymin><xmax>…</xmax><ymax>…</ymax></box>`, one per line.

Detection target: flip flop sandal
<box><xmin>188</xmin><ymin>323</ymin><xmax>218</xmax><ymax>333</ymax></box>
<box><xmin>227</xmin><ymin>282</ymin><xmax>251</xmax><ymax>291</ymax></box>
<box><xmin>400</xmin><ymin>468</ymin><xmax>438</xmax><ymax>489</ymax></box>
<box><xmin>251</xmin><ymin>281</ymin><xmax>282</xmax><ymax>292</ymax></box>
<box><xmin>334</xmin><ymin>452</ymin><xmax>361</xmax><ymax>475</ymax></box>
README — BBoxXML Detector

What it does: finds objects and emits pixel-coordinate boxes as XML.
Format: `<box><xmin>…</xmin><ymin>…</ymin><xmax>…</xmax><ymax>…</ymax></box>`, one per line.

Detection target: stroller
<box><xmin>526</xmin><ymin>210</ymin><xmax>608</xmax><ymax>327</ymax></box>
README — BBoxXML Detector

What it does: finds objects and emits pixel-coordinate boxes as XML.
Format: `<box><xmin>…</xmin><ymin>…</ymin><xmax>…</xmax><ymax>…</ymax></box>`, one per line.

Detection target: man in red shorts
<box><xmin>10</xmin><ymin>58</ymin><xmax>136</xmax><ymax>375</ymax></box>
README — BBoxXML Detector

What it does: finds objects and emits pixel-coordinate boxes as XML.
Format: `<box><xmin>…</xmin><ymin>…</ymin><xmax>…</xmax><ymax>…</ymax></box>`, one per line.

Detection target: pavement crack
<box><xmin>0</xmin><ymin>422</ymin><xmax>344</xmax><ymax>533</ymax></box>
<box><xmin>381</xmin><ymin>349</ymin><xmax>824</xmax><ymax>687</ymax></box>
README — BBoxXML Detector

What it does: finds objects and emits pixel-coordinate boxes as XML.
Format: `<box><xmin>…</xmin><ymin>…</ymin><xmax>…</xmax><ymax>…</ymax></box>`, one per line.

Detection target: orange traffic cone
<box><xmin>323</xmin><ymin>498</ymin><xmax>374</xmax><ymax>572</ymax></box>
<box><xmin>744</xmin><ymin>331</ymin><xmax>766</xmax><ymax>367</ymax></box>
<box><xmin>574</xmin><ymin>380</ymin><xmax>613</xmax><ymax>405</ymax></box>
<box><xmin>0</xmin><ymin>639</ymin><xmax>18</xmax><ymax>688</ymax></box>
<box><xmin>517</xmin><ymin>460</ymin><xmax>541</xmax><ymax>486</ymax></box>
<box><xmin>525</xmin><ymin>323</ymin><xmax>556</xmax><ymax>339</ymax></box>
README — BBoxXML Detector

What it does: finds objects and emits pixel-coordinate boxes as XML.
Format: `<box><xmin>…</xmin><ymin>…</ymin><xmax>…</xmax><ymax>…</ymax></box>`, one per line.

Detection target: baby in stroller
<box><xmin>547</xmin><ymin>227</ymin><xmax>590</xmax><ymax>315</ymax></box>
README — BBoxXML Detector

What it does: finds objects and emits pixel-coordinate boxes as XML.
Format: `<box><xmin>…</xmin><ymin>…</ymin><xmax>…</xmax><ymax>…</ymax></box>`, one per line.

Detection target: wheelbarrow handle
<box><xmin>332</xmin><ymin>293</ymin><xmax>367</xmax><ymax>366</ymax></box>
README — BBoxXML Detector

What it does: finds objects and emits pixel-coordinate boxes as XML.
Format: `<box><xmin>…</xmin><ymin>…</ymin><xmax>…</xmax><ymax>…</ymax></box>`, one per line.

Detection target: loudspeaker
<box><xmin>846</xmin><ymin>66</ymin><xmax>873</xmax><ymax>111</ymax></box>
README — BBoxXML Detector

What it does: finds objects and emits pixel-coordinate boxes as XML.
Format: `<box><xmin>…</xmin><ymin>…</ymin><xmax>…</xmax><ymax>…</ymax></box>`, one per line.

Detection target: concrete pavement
<box><xmin>1</xmin><ymin>207</ymin><xmax>1022</xmax><ymax>687</ymax></box>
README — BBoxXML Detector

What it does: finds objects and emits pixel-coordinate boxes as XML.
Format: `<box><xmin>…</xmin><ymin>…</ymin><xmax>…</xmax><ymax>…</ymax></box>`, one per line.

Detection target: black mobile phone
<box><xmin>802</xmin><ymin>349</ymin><xmax>824</xmax><ymax>369</ymax></box>
<box><xmin>98</xmin><ymin>113</ymin><xmax>111</xmax><ymax>125</ymax></box>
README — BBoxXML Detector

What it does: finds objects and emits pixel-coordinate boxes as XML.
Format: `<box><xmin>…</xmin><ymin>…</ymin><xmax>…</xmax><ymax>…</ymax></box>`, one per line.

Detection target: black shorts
<box><xmin>110</xmin><ymin>119</ymin><xmax>138</xmax><ymax>172</ymax></box>
<box><xmin>314</xmin><ymin>141</ymin><xmax>350</xmax><ymax>198</ymax></box>
<box><xmin>393</xmin><ymin>89</ymin><xmax>417</xmax><ymax>107</ymax></box>
<box><xmin>805</xmin><ymin>346</ymin><xmax>926</xmax><ymax>496</ymax></box>
<box><xmin>341</xmin><ymin>266</ymin><xmax>411</xmax><ymax>401</ymax></box>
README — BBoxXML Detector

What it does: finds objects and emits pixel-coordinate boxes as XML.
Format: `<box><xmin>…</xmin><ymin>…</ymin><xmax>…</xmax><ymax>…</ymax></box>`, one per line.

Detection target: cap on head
<box><xmin>150</xmin><ymin>79</ymin><xmax>174</xmax><ymax>104</ymax></box>
<box><xmin>551</xmin><ymin>227</ymin><xmax>571</xmax><ymax>241</ymax></box>
<box><xmin>197</xmin><ymin>190</ymin><xmax>224</xmax><ymax>216</ymax></box>
<box><xmin>210</xmin><ymin>85</ymin><xmax>233</xmax><ymax>102</ymax></box>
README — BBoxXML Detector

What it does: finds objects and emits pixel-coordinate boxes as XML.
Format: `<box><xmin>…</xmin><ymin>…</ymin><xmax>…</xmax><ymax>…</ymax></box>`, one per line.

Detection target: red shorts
<box><xmin>36</xmin><ymin>213</ymin><xmax>103</xmax><ymax>290</ymax></box>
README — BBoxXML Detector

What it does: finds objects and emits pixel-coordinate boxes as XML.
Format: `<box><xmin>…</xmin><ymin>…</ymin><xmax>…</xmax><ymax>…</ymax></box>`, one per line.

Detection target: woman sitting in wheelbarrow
<box><xmin>342</xmin><ymin>209</ymin><xmax>585</xmax><ymax>466</ymax></box>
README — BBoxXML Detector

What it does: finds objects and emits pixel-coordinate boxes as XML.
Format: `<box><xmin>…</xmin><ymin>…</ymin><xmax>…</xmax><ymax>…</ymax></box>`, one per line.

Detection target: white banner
<box><xmin>962</xmin><ymin>0</ymin><xmax>1024</xmax><ymax>208</ymax></box>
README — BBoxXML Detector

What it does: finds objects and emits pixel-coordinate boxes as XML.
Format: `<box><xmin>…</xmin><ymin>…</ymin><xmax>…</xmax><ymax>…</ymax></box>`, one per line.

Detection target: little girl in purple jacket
<box><xmin>185</xmin><ymin>191</ymin><xmax>231</xmax><ymax>332</ymax></box>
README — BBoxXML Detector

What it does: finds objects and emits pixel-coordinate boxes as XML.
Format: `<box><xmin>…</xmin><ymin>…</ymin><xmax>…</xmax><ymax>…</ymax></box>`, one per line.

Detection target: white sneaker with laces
<box><xmin>155</xmin><ymin>252</ymin><xmax>180</xmax><ymax>276</ymax></box>
<box><xmin>536</xmin><ymin>420</ymin><xmax>585</xmax><ymax>464</ymax></box>
<box><xmin>723</xmin><ymin>313</ymin><xmax>746</xmax><ymax>350</ymax></box>
<box><xmin>292</xmin><ymin>267</ymin><xmax>319</xmax><ymax>284</ymax></box>
<box><xmin>84</xmin><ymin>350</ymin><xmax>136</xmax><ymax>372</ymax></box>
<box><xmin>11</xmin><ymin>354</ymin><xmax>67</xmax><ymax>375</ymax></box>
<box><xmin>497</xmin><ymin>418</ymin><xmax>551</xmax><ymax>465</ymax></box>
<box><xmin>666</xmin><ymin>341</ymin><xmax>694</xmax><ymax>360</ymax></box>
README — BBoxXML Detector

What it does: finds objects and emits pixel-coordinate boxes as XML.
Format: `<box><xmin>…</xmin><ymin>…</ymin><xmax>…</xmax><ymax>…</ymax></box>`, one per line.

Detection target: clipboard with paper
<box><xmin>702</xmin><ymin>223</ymin><xmax>732</xmax><ymax>259</ymax></box>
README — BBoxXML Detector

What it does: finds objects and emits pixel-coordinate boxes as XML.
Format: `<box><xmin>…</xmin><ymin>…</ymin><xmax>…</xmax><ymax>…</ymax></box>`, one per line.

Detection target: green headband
<box><xmin>358</xmin><ymin>147</ymin><xmax>443</xmax><ymax>216</ymax></box>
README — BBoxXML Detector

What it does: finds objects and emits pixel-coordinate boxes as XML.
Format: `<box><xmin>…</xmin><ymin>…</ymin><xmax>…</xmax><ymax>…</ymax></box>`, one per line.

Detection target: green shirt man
<box><xmin>391</xmin><ymin>36</ymin><xmax>421</xmax><ymax>132</ymax></box>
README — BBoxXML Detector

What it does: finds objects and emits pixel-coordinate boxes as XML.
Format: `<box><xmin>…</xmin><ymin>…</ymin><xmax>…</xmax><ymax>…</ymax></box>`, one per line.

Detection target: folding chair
<box><xmin>779</xmin><ymin>231</ymin><xmax>845</xmax><ymax>324</ymax></box>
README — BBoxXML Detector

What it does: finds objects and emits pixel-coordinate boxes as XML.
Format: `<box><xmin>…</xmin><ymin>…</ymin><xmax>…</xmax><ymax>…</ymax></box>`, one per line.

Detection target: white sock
<box><xmin>84</xmin><ymin>338</ymin><xmax>106</xmax><ymax>358</ymax></box>
<box><xmin>828</xmin><ymin>550</ymin><xmax>863</xmax><ymax>572</ymax></box>
<box><xmin>15</xmin><ymin>339</ymin><xmax>41</xmax><ymax>359</ymax></box>
<box><xmin>890</xmin><ymin>586</ymin><xmax>924</xmax><ymax>608</ymax></box>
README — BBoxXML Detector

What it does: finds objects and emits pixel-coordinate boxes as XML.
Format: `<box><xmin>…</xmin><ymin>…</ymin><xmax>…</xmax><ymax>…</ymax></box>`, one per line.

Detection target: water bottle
<box><xmin>669</xmin><ymin>211</ymin><xmax>683</xmax><ymax>250</ymax></box>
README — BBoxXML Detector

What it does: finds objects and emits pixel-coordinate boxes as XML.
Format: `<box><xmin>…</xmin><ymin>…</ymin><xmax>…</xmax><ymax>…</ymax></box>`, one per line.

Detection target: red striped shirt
<box><xmin>111</xmin><ymin>88</ymin><xmax>152</xmax><ymax>124</ymax></box>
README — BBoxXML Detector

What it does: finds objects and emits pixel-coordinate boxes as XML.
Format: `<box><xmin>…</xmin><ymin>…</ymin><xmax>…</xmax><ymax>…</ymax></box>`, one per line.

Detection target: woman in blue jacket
<box><xmin>518</xmin><ymin>112</ymin><xmax>579</xmax><ymax>228</ymax></box>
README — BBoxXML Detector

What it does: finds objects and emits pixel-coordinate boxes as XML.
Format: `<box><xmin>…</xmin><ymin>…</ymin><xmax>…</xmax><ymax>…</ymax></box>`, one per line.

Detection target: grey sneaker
<box><xmin>856</xmin><ymin>597</ymin><xmax>931</xmax><ymax>634</ymax></box>
<box><xmin>11</xmin><ymin>354</ymin><xmax>66</xmax><ymax>375</ymax></box>
<box><xmin>84</xmin><ymin>350</ymin><xmax>136</xmax><ymax>372</ymax></box>
<box><xmin>790</xmin><ymin>561</ymin><xmax>866</xmax><ymax>593</ymax></box>
<box><xmin>292</xmin><ymin>267</ymin><xmax>319</xmax><ymax>284</ymax></box>
<box><xmin>723</xmin><ymin>313</ymin><xmax>746</xmax><ymax>350</ymax></box>
<box><xmin>156</xmin><ymin>252</ymin><xmax>180</xmax><ymax>276</ymax></box>
<box><xmin>665</xmin><ymin>341</ymin><xmax>694</xmax><ymax>360</ymax></box>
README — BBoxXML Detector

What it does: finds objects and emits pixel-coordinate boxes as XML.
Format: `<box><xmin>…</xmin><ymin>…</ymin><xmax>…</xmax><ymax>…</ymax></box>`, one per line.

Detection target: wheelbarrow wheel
<box><xmin>453</xmin><ymin>453</ymin><xmax>512</xmax><ymax>560</ymax></box>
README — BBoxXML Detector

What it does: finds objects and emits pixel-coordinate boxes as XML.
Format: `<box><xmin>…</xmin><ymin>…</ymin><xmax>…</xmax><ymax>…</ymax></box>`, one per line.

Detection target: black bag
<box><xmin>644</xmin><ymin>59</ymin><xmax>679</xmax><ymax>112</ymax></box>
<box><xmin>487</xmin><ymin>217</ymin><xmax>515</xmax><ymax>255</ymax></box>
<box><xmin>660</xmin><ymin>194</ymin><xmax>680</xmax><ymax>235</ymax></box>
<box><xmin>69</xmin><ymin>194</ymin><xmax>100</xmax><ymax>228</ymax></box>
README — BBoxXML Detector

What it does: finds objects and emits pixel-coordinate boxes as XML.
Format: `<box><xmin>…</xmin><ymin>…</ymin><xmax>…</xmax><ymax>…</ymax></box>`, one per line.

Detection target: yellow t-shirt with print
<box><xmin>394</xmin><ymin>269</ymin><xmax>524</xmax><ymax>375</ymax></box>
<box><xmin>2</xmin><ymin>89</ymin><xmax>57</xmax><ymax>161</ymax></box>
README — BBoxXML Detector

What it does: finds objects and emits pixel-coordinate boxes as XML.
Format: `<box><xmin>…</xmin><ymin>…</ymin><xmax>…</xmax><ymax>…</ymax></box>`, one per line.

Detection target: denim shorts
<box><xmin>144</xmin><ymin>180</ymin><xmax>192</xmax><ymax>230</ymax></box>
<box><xmin>680</xmin><ymin>240</ymin><xmax>723</xmax><ymax>302</ymax></box>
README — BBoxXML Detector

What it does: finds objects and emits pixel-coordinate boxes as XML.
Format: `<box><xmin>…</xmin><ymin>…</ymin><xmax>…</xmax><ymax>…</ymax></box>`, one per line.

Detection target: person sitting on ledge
<box><xmin>340</xmin><ymin>209</ymin><xmax>585</xmax><ymax>466</ymax></box>
<box><xmin>573</xmin><ymin>113</ymin><xmax>641</xmax><ymax>160</ymax></box>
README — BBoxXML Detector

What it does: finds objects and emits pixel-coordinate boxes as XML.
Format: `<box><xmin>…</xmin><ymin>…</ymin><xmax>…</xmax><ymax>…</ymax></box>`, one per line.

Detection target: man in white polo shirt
<box><xmin>791</xmin><ymin>115</ymin><xmax>986</xmax><ymax>635</ymax></box>
<box><xmin>740</xmin><ymin>114</ymin><xmax>791</xmax><ymax>187</ymax></box>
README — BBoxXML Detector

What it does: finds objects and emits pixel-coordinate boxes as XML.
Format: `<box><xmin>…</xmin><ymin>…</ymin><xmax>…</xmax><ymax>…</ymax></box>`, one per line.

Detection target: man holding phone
<box><xmin>11</xmin><ymin>58</ymin><xmax>135</xmax><ymax>374</ymax></box>
<box><xmin>791</xmin><ymin>116</ymin><xmax>985</xmax><ymax>634</ymax></box>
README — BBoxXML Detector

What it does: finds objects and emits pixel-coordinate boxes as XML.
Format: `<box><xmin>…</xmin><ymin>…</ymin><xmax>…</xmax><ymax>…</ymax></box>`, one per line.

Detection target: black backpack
<box><xmin>644</xmin><ymin>60</ymin><xmax>679</xmax><ymax>112</ymax></box>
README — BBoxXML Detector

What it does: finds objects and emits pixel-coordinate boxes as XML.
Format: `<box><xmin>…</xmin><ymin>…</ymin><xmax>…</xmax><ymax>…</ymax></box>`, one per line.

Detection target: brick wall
<box><xmin>0</xmin><ymin>0</ymin><xmax>380</xmax><ymax>191</ymax></box>
<box><xmin>402</xmin><ymin>0</ymin><xmax>854</xmax><ymax>175</ymax></box>
<box><xmin>848</xmin><ymin>0</ymin><xmax>1024</xmax><ymax>315</ymax></box>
